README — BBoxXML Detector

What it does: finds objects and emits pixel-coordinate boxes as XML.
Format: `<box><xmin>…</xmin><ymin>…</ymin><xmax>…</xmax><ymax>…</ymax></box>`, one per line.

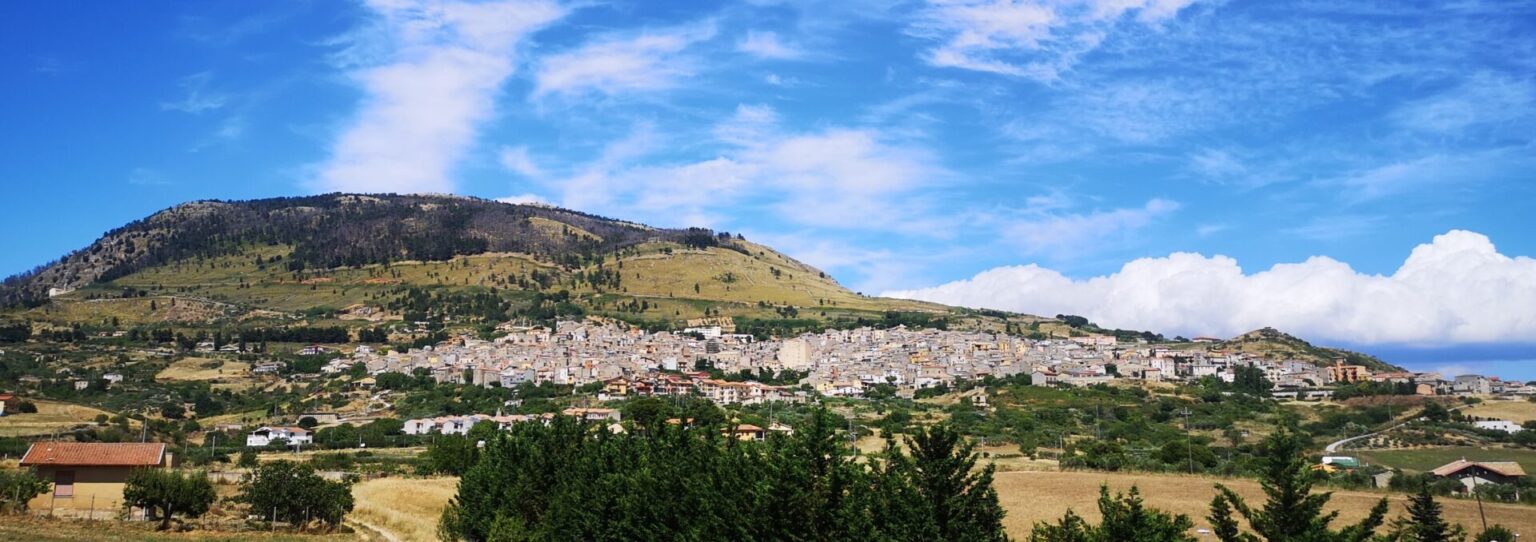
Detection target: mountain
<box><xmin>0</xmin><ymin>193</ymin><xmax>952</xmax><ymax>328</ymax></box>
<box><xmin>1216</xmin><ymin>327</ymin><xmax>1402</xmax><ymax>373</ymax></box>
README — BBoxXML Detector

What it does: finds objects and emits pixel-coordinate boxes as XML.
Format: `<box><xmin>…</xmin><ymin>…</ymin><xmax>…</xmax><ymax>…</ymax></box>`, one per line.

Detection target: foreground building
<box><xmin>20</xmin><ymin>442</ymin><xmax>172</xmax><ymax>513</ymax></box>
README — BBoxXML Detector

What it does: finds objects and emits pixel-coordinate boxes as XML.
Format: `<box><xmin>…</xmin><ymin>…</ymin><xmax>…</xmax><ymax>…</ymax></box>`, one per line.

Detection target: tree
<box><xmin>237</xmin><ymin>460</ymin><xmax>354</xmax><ymax>529</ymax></box>
<box><xmin>1031</xmin><ymin>485</ymin><xmax>1194</xmax><ymax>542</ymax></box>
<box><xmin>297</xmin><ymin>416</ymin><xmax>318</xmax><ymax>430</ymax></box>
<box><xmin>1208</xmin><ymin>427</ymin><xmax>1388</xmax><ymax>542</ymax></box>
<box><xmin>122</xmin><ymin>469</ymin><xmax>216</xmax><ymax>530</ymax></box>
<box><xmin>426</xmin><ymin>435</ymin><xmax>479</xmax><ymax>476</ymax></box>
<box><xmin>161</xmin><ymin>403</ymin><xmax>186</xmax><ymax>420</ymax></box>
<box><xmin>0</xmin><ymin>469</ymin><xmax>49</xmax><ymax>513</ymax></box>
<box><xmin>1473</xmin><ymin>525</ymin><xmax>1515</xmax><ymax>542</ymax></box>
<box><xmin>238</xmin><ymin>449</ymin><xmax>258</xmax><ymax>468</ymax></box>
<box><xmin>903</xmin><ymin>424</ymin><xmax>1007</xmax><ymax>541</ymax></box>
<box><xmin>1382</xmin><ymin>484</ymin><xmax>1465</xmax><ymax>542</ymax></box>
<box><xmin>1233</xmin><ymin>365</ymin><xmax>1273</xmax><ymax>395</ymax></box>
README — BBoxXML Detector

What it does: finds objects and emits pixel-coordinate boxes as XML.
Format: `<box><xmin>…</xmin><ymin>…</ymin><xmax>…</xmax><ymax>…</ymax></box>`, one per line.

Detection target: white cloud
<box><xmin>312</xmin><ymin>0</ymin><xmax>566</xmax><ymax>194</ymax></box>
<box><xmin>496</xmin><ymin>193</ymin><xmax>549</xmax><ymax>205</ymax></box>
<box><xmin>522</xmin><ymin>104</ymin><xmax>947</xmax><ymax>234</ymax></box>
<box><xmin>161</xmin><ymin>72</ymin><xmax>229</xmax><ymax>114</ymax></box>
<box><xmin>1391</xmin><ymin>72</ymin><xmax>1536</xmax><ymax>136</ymax></box>
<box><xmin>533</xmin><ymin>22</ymin><xmax>716</xmax><ymax>98</ymax></box>
<box><xmin>737</xmin><ymin>30</ymin><xmax>805</xmax><ymax>60</ymax></box>
<box><xmin>498</xmin><ymin>145</ymin><xmax>544</xmax><ymax>179</ymax></box>
<box><xmin>886</xmin><ymin>230</ymin><xmax>1536</xmax><ymax>345</ymax></box>
<box><xmin>912</xmin><ymin>0</ymin><xmax>1200</xmax><ymax>79</ymax></box>
<box><xmin>1331</xmin><ymin>150</ymin><xmax>1526</xmax><ymax>203</ymax></box>
<box><xmin>1005</xmin><ymin>198</ymin><xmax>1180</xmax><ymax>258</ymax></box>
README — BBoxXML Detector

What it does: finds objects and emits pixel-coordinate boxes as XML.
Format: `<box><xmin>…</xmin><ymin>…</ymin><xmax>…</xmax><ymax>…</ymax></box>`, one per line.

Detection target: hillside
<box><xmin>1213</xmin><ymin>327</ymin><xmax>1402</xmax><ymax>372</ymax></box>
<box><xmin>0</xmin><ymin>193</ymin><xmax>954</xmax><ymax>329</ymax></box>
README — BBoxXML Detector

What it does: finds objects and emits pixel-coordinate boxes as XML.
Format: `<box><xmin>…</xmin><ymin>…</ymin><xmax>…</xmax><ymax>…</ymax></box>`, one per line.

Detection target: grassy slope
<box><xmin>28</xmin><ymin>240</ymin><xmax>947</xmax><ymax>327</ymax></box>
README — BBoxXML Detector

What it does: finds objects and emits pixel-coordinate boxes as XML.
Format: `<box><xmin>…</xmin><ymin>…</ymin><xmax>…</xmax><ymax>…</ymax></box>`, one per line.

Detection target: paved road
<box><xmin>1323</xmin><ymin>405</ymin><xmax>1464</xmax><ymax>454</ymax></box>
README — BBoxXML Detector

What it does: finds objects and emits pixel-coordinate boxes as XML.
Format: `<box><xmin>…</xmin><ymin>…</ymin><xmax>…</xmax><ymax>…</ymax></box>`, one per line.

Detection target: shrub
<box><xmin>0</xmin><ymin>469</ymin><xmax>49</xmax><ymax>513</ymax></box>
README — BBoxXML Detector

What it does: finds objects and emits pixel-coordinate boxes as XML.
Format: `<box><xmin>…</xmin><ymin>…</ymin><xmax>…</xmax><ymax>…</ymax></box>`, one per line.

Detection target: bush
<box><xmin>236</xmin><ymin>461</ymin><xmax>354</xmax><ymax>529</ymax></box>
<box><xmin>14</xmin><ymin>401</ymin><xmax>37</xmax><ymax>414</ymax></box>
<box><xmin>0</xmin><ymin>469</ymin><xmax>49</xmax><ymax>513</ymax></box>
<box><xmin>122</xmin><ymin>469</ymin><xmax>216</xmax><ymax>530</ymax></box>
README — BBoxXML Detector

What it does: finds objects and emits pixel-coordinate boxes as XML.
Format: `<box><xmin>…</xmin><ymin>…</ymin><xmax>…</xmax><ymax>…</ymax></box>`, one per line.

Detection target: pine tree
<box><xmin>1397</xmin><ymin>484</ymin><xmax>1463</xmax><ymax>542</ymax></box>
<box><xmin>1209</xmin><ymin>427</ymin><xmax>1388</xmax><ymax>542</ymax></box>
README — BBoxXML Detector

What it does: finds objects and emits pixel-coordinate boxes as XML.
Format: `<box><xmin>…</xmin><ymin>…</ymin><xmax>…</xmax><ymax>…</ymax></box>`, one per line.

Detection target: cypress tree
<box><xmin>1209</xmin><ymin>427</ymin><xmax>1388</xmax><ymax>542</ymax></box>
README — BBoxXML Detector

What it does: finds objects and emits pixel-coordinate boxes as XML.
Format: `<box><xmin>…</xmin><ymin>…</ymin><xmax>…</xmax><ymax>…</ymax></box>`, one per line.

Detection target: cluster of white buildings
<box><xmin>322</xmin><ymin>321</ymin><xmax>1534</xmax><ymax>404</ymax></box>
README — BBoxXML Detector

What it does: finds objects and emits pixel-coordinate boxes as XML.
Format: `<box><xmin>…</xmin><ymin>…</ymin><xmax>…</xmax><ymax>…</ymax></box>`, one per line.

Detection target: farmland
<box><xmin>155</xmin><ymin>357</ymin><xmax>251</xmax><ymax>382</ymax></box>
<box><xmin>1356</xmin><ymin>446</ymin><xmax>1536</xmax><ymax>474</ymax></box>
<box><xmin>340</xmin><ymin>469</ymin><xmax>1536</xmax><ymax>541</ymax></box>
<box><xmin>995</xmin><ymin>470</ymin><xmax>1536</xmax><ymax>538</ymax></box>
<box><xmin>0</xmin><ymin>400</ymin><xmax>117</xmax><ymax>437</ymax></box>
<box><xmin>1463</xmin><ymin>399</ymin><xmax>1536</xmax><ymax>423</ymax></box>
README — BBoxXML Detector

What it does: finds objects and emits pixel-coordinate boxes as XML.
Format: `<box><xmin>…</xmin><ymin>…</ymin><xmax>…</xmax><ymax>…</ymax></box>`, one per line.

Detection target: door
<box><xmin>53</xmin><ymin>470</ymin><xmax>74</xmax><ymax>497</ymax></box>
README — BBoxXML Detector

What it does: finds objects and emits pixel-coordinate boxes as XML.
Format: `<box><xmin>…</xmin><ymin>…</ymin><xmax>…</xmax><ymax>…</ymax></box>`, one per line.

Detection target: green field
<box><xmin>1358</xmin><ymin>447</ymin><xmax>1536</xmax><ymax>473</ymax></box>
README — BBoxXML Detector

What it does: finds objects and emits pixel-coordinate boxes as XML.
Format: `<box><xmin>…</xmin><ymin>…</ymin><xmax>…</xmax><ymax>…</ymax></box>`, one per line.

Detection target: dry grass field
<box><xmin>342</xmin><ymin>469</ymin><xmax>1536</xmax><ymax>540</ymax></box>
<box><xmin>1464</xmin><ymin>398</ymin><xmax>1536</xmax><ymax>423</ymax></box>
<box><xmin>350</xmin><ymin>477</ymin><xmax>458</xmax><ymax>541</ymax></box>
<box><xmin>0</xmin><ymin>400</ymin><xmax>116</xmax><ymax>437</ymax></box>
<box><xmin>156</xmin><ymin>357</ymin><xmax>251</xmax><ymax>382</ymax></box>
<box><xmin>993</xmin><ymin>470</ymin><xmax>1536</xmax><ymax>538</ymax></box>
<box><xmin>0</xmin><ymin>515</ymin><xmax>358</xmax><ymax>541</ymax></box>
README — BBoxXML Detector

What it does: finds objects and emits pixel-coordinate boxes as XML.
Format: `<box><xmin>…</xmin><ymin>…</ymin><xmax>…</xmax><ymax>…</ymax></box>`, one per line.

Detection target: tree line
<box><xmin>439</xmin><ymin>408</ymin><xmax>1008</xmax><ymax>541</ymax></box>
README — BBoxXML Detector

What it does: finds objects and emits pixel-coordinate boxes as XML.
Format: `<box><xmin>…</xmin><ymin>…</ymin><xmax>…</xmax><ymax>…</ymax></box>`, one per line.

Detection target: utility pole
<box><xmin>1181</xmin><ymin>407</ymin><xmax>1195</xmax><ymax>474</ymax></box>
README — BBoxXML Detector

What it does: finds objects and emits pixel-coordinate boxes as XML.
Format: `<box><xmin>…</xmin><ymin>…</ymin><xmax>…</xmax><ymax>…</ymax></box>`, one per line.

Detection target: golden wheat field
<box><xmin>350</xmin><ymin>477</ymin><xmax>459</xmax><ymax>542</ymax></box>
<box><xmin>994</xmin><ymin>471</ymin><xmax>1536</xmax><ymax>538</ymax></box>
<box><xmin>0</xmin><ymin>400</ymin><xmax>116</xmax><ymax>438</ymax></box>
<box><xmin>1463</xmin><ymin>399</ymin><xmax>1536</xmax><ymax>423</ymax></box>
<box><xmin>347</xmin><ymin>470</ymin><xmax>1536</xmax><ymax>540</ymax></box>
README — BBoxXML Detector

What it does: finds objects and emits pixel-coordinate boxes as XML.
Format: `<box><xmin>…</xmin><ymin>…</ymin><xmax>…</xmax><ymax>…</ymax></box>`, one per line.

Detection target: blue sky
<box><xmin>3</xmin><ymin>1</ymin><xmax>1535</xmax><ymax>374</ymax></box>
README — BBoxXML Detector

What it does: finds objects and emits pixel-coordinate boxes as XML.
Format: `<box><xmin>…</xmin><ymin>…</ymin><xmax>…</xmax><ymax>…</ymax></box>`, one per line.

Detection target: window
<box><xmin>53</xmin><ymin>470</ymin><xmax>74</xmax><ymax>498</ymax></box>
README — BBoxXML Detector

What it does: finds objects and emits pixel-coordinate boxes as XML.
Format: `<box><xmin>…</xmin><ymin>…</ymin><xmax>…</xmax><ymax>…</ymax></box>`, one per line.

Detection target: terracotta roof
<box><xmin>21</xmin><ymin>442</ymin><xmax>165</xmax><ymax>467</ymax></box>
<box><xmin>1431</xmin><ymin>459</ymin><xmax>1527</xmax><ymax>478</ymax></box>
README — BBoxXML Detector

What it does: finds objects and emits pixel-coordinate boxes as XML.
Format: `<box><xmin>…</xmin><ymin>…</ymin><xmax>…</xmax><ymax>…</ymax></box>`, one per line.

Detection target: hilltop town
<box><xmin>335</xmin><ymin>319</ymin><xmax>1530</xmax><ymax>415</ymax></box>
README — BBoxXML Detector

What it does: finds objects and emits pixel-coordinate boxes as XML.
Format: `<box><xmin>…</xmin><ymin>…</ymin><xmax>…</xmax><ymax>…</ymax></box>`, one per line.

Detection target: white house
<box><xmin>1474</xmin><ymin>420</ymin><xmax>1525</xmax><ymax>434</ymax></box>
<box><xmin>246</xmin><ymin>426</ymin><xmax>313</xmax><ymax>447</ymax></box>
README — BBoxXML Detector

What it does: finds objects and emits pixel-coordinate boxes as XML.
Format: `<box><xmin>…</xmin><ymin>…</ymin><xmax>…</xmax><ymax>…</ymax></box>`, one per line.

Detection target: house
<box><xmin>1430</xmin><ymin>459</ymin><xmax>1526</xmax><ymax>492</ymax></box>
<box><xmin>245</xmin><ymin>426</ymin><xmax>313</xmax><ymax>447</ymax></box>
<box><xmin>723</xmin><ymin>424</ymin><xmax>766</xmax><ymax>441</ymax></box>
<box><xmin>1474</xmin><ymin>420</ymin><xmax>1524</xmax><ymax>434</ymax></box>
<box><xmin>1320</xmin><ymin>456</ymin><xmax>1361</xmax><ymax>469</ymax></box>
<box><xmin>20</xmin><ymin>442</ymin><xmax>172</xmax><ymax>512</ymax></box>
<box><xmin>0</xmin><ymin>393</ymin><xmax>22</xmax><ymax>415</ymax></box>
<box><xmin>562</xmin><ymin>408</ymin><xmax>622</xmax><ymax>423</ymax></box>
<box><xmin>1329</xmin><ymin>361</ymin><xmax>1369</xmax><ymax>384</ymax></box>
<box><xmin>103</xmin><ymin>373</ymin><xmax>124</xmax><ymax>385</ymax></box>
<box><xmin>1031</xmin><ymin>369</ymin><xmax>1059</xmax><ymax>387</ymax></box>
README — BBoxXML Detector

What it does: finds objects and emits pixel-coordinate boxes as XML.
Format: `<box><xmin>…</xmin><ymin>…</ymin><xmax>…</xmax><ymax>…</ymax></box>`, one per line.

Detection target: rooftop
<box><xmin>21</xmin><ymin>442</ymin><xmax>166</xmax><ymax>467</ymax></box>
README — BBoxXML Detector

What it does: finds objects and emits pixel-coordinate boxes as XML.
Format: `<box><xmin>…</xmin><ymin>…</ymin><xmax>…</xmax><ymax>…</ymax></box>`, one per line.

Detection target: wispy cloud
<box><xmin>737</xmin><ymin>30</ymin><xmax>805</xmax><ymax>60</ymax></box>
<box><xmin>161</xmin><ymin>72</ymin><xmax>229</xmax><ymax>114</ymax></box>
<box><xmin>1003</xmin><ymin>198</ymin><xmax>1181</xmax><ymax>258</ymax></box>
<box><xmin>312</xmin><ymin>0</ymin><xmax>567</xmax><ymax>194</ymax></box>
<box><xmin>533</xmin><ymin>21</ymin><xmax>716</xmax><ymax>98</ymax></box>
<box><xmin>910</xmin><ymin>0</ymin><xmax>1201</xmax><ymax>79</ymax></box>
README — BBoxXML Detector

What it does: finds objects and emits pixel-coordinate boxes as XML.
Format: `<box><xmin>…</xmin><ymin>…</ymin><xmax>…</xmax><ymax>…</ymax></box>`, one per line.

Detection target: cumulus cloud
<box><xmin>885</xmin><ymin>230</ymin><xmax>1536</xmax><ymax>345</ymax></box>
<box><xmin>312</xmin><ymin>0</ymin><xmax>566</xmax><ymax>194</ymax></box>
<box><xmin>912</xmin><ymin>0</ymin><xmax>1200</xmax><ymax>79</ymax></box>
<box><xmin>533</xmin><ymin>22</ymin><xmax>715</xmax><ymax>98</ymax></box>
